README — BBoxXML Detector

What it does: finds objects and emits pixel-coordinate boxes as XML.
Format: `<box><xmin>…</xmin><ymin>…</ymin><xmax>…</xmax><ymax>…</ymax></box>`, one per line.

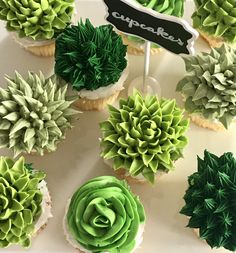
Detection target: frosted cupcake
<box><xmin>0</xmin><ymin>156</ymin><xmax>52</xmax><ymax>248</ymax></box>
<box><xmin>177</xmin><ymin>44</ymin><xmax>236</xmax><ymax>131</ymax></box>
<box><xmin>180</xmin><ymin>150</ymin><xmax>236</xmax><ymax>252</ymax></box>
<box><xmin>0</xmin><ymin>71</ymin><xmax>79</xmax><ymax>156</ymax></box>
<box><xmin>100</xmin><ymin>90</ymin><xmax>189</xmax><ymax>184</ymax></box>
<box><xmin>55</xmin><ymin>19</ymin><xmax>128</xmax><ymax>111</ymax></box>
<box><xmin>64</xmin><ymin>176</ymin><xmax>146</xmax><ymax>253</ymax></box>
<box><xmin>192</xmin><ymin>0</ymin><xmax>236</xmax><ymax>48</ymax></box>
<box><xmin>121</xmin><ymin>0</ymin><xmax>185</xmax><ymax>55</ymax></box>
<box><xmin>0</xmin><ymin>0</ymin><xmax>75</xmax><ymax>57</ymax></box>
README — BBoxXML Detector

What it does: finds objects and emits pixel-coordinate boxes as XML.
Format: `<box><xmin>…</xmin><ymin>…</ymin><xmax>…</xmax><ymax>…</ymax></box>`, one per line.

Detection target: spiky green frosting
<box><xmin>180</xmin><ymin>150</ymin><xmax>236</xmax><ymax>252</ymax></box>
<box><xmin>0</xmin><ymin>0</ymin><xmax>75</xmax><ymax>40</ymax></box>
<box><xmin>176</xmin><ymin>44</ymin><xmax>236</xmax><ymax>129</ymax></box>
<box><xmin>0</xmin><ymin>156</ymin><xmax>45</xmax><ymax>248</ymax></box>
<box><xmin>55</xmin><ymin>19</ymin><xmax>127</xmax><ymax>92</ymax></box>
<box><xmin>100</xmin><ymin>91</ymin><xmax>189</xmax><ymax>184</ymax></box>
<box><xmin>0</xmin><ymin>71</ymin><xmax>79</xmax><ymax>156</ymax></box>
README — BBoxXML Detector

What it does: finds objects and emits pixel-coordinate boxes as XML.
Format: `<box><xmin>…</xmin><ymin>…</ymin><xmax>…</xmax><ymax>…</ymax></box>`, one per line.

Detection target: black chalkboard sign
<box><xmin>103</xmin><ymin>0</ymin><xmax>198</xmax><ymax>55</ymax></box>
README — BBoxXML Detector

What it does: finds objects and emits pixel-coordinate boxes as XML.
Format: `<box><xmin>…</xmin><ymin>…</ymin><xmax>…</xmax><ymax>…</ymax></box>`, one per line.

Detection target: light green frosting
<box><xmin>67</xmin><ymin>176</ymin><xmax>145</xmax><ymax>253</ymax></box>
<box><xmin>176</xmin><ymin>44</ymin><xmax>236</xmax><ymax>129</ymax></box>
<box><xmin>0</xmin><ymin>0</ymin><xmax>75</xmax><ymax>40</ymax></box>
<box><xmin>192</xmin><ymin>0</ymin><xmax>236</xmax><ymax>43</ymax></box>
<box><xmin>180</xmin><ymin>150</ymin><xmax>236</xmax><ymax>252</ymax></box>
<box><xmin>100</xmin><ymin>90</ymin><xmax>189</xmax><ymax>184</ymax></box>
<box><xmin>0</xmin><ymin>71</ymin><xmax>79</xmax><ymax>156</ymax></box>
<box><xmin>0</xmin><ymin>156</ymin><xmax>45</xmax><ymax>248</ymax></box>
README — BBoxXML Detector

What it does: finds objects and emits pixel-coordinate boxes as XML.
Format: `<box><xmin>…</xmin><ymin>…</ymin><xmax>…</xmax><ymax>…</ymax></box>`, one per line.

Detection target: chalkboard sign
<box><xmin>103</xmin><ymin>0</ymin><xmax>198</xmax><ymax>55</ymax></box>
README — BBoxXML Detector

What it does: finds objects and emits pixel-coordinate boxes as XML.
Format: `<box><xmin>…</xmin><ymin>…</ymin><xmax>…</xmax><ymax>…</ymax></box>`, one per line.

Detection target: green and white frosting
<box><xmin>0</xmin><ymin>71</ymin><xmax>79</xmax><ymax>156</ymax></box>
<box><xmin>65</xmin><ymin>176</ymin><xmax>145</xmax><ymax>253</ymax></box>
<box><xmin>100</xmin><ymin>90</ymin><xmax>189</xmax><ymax>184</ymax></box>
<box><xmin>192</xmin><ymin>0</ymin><xmax>236</xmax><ymax>43</ymax></box>
<box><xmin>180</xmin><ymin>150</ymin><xmax>236</xmax><ymax>252</ymax></box>
<box><xmin>177</xmin><ymin>44</ymin><xmax>236</xmax><ymax>129</ymax></box>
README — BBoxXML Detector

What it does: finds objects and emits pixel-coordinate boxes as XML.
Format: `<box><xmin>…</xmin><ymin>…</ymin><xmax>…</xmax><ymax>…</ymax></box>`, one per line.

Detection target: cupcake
<box><xmin>64</xmin><ymin>176</ymin><xmax>145</xmax><ymax>253</ymax></box>
<box><xmin>0</xmin><ymin>71</ymin><xmax>79</xmax><ymax>157</ymax></box>
<box><xmin>55</xmin><ymin>19</ymin><xmax>128</xmax><ymax>111</ymax></box>
<box><xmin>100</xmin><ymin>90</ymin><xmax>189</xmax><ymax>184</ymax></box>
<box><xmin>192</xmin><ymin>0</ymin><xmax>236</xmax><ymax>48</ymax></box>
<box><xmin>121</xmin><ymin>0</ymin><xmax>185</xmax><ymax>55</ymax></box>
<box><xmin>176</xmin><ymin>44</ymin><xmax>236</xmax><ymax>131</ymax></box>
<box><xmin>0</xmin><ymin>156</ymin><xmax>52</xmax><ymax>248</ymax></box>
<box><xmin>0</xmin><ymin>0</ymin><xmax>75</xmax><ymax>57</ymax></box>
<box><xmin>180</xmin><ymin>150</ymin><xmax>236</xmax><ymax>252</ymax></box>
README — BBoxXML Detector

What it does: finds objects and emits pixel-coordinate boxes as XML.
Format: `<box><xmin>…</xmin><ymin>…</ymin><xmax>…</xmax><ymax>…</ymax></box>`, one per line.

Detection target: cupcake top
<box><xmin>0</xmin><ymin>0</ymin><xmax>74</xmax><ymax>40</ymax></box>
<box><xmin>66</xmin><ymin>176</ymin><xmax>145</xmax><ymax>253</ymax></box>
<box><xmin>100</xmin><ymin>90</ymin><xmax>189</xmax><ymax>184</ymax></box>
<box><xmin>180</xmin><ymin>150</ymin><xmax>236</xmax><ymax>252</ymax></box>
<box><xmin>55</xmin><ymin>19</ymin><xmax>127</xmax><ymax>92</ymax></box>
<box><xmin>176</xmin><ymin>44</ymin><xmax>236</xmax><ymax>129</ymax></box>
<box><xmin>192</xmin><ymin>0</ymin><xmax>236</xmax><ymax>43</ymax></box>
<box><xmin>0</xmin><ymin>156</ymin><xmax>45</xmax><ymax>248</ymax></box>
<box><xmin>0</xmin><ymin>71</ymin><xmax>79</xmax><ymax>156</ymax></box>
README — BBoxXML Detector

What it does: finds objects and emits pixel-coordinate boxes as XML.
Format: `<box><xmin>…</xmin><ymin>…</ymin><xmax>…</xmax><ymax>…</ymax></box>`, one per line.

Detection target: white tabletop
<box><xmin>0</xmin><ymin>1</ymin><xmax>235</xmax><ymax>253</ymax></box>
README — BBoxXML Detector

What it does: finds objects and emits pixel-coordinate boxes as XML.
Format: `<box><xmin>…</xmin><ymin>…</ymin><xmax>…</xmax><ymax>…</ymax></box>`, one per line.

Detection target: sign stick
<box><xmin>143</xmin><ymin>41</ymin><xmax>151</xmax><ymax>94</ymax></box>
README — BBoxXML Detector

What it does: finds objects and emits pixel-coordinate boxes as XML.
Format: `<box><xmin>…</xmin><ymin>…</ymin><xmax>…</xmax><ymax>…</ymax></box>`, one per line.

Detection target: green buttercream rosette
<box><xmin>0</xmin><ymin>0</ymin><xmax>75</xmax><ymax>40</ymax></box>
<box><xmin>0</xmin><ymin>156</ymin><xmax>45</xmax><ymax>248</ymax></box>
<box><xmin>192</xmin><ymin>0</ymin><xmax>236</xmax><ymax>43</ymax></box>
<box><xmin>180</xmin><ymin>150</ymin><xmax>236</xmax><ymax>252</ymax></box>
<box><xmin>176</xmin><ymin>44</ymin><xmax>236</xmax><ymax>129</ymax></box>
<box><xmin>100</xmin><ymin>90</ymin><xmax>189</xmax><ymax>184</ymax></box>
<box><xmin>66</xmin><ymin>176</ymin><xmax>145</xmax><ymax>253</ymax></box>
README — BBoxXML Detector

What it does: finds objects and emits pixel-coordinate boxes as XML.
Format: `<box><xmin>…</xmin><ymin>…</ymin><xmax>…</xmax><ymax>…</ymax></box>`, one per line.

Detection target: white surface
<box><xmin>0</xmin><ymin>1</ymin><xmax>235</xmax><ymax>253</ymax></box>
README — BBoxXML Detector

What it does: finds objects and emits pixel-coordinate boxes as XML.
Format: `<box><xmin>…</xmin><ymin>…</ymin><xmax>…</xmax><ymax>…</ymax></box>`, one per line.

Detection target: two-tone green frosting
<box><xmin>192</xmin><ymin>0</ymin><xmax>236</xmax><ymax>43</ymax></box>
<box><xmin>180</xmin><ymin>150</ymin><xmax>236</xmax><ymax>252</ymax></box>
<box><xmin>100</xmin><ymin>90</ymin><xmax>189</xmax><ymax>184</ymax></box>
<box><xmin>55</xmin><ymin>19</ymin><xmax>127</xmax><ymax>92</ymax></box>
<box><xmin>0</xmin><ymin>0</ymin><xmax>75</xmax><ymax>40</ymax></box>
<box><xmin>0</xmin><ymin>71</ymin><xmax>79</xmax><ymax>156</ymax></box>
<box><xmin>67</xmin><ymin>176</ymin><xmax>145</xmax><ymax>253</ymax></box>
<box><xmin>0</xmin><ymin>156</ymin><xmax>45</xmax><ymax>248</ymax></box>
<box><xmin>176</xmin><ymin>44</ymin><xmax>236</xmax><ymax>129</ymax></box>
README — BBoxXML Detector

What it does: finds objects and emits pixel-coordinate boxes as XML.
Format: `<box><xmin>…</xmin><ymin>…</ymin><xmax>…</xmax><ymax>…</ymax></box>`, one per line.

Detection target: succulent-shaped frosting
<box><xmin>192</xmin><ymin>0</ymin><xmax>236</xmax><ymax>43</ymax></box>
<box><xmin>0</xmin><ymin>0</ymin><xmax>75</xmax><ymax>40</ymax></box>
<box><xmin>0</xmin><ymin>156</ymin><xmax>45</xmax><ymax>248</ymax></box>
<box><xmin>55</xmin><ymin>19</ymin><xmax>127</xmax><ymax>92</ymax></box>
<box><xmin>67</xmin><ymin>176</ymin><xmax>145</xmax><ymax>253</ymax></box>
<box><xmin>0</xmin><ymin>71</ymin><xmax>79</xmax><ymax>156</ymax></box>
<box><xmin>100</xmin><ymin>90</ymin><xmax>189</xmax><ymax>184</ymax></box>
<box><xmin>176</xmin><ymin>44</ymin><xmax>236</xmax><ymax>129</ymax></box>
<box><xmin>180</xmin><ymin>150</ymin><xmax>236</xmax><ymax>251</ymax></box>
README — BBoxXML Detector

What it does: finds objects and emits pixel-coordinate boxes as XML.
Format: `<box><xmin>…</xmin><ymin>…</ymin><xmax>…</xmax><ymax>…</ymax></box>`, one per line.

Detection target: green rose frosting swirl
<box><xmin>100</xmin><ymin>90</ymin><xmax>189</xmax><ymax>184</ymax></box>
<box><xmin>55</xmin><ymin>19</ymin><xmax>127</xmax><ymax>92</ymax></box>
<box><xmin>192</xmin><ymin>0</ymin><xmax>236</xmax><ymax>43</ymax></box>
<box><xmin>176</xmin><ymin>44</ymin><xmax>236</xmax><ymax>129</ymax></box>
<box><xmin>180</xmin><ymin>150</ymin><xmax>236</xmax><ymax>252</ymax></box>
<box><xmin>0</xmin><ymin>156</ymin><xmax>45</xmax><ymax>248</ymax></box>
<box><xmin>67</xmin><ymin>176</ymin><xmax>145</xmax><ymax>253</ymax></box>
<box><xmin>0</xmin><ymin>71</ymin><xmax>79</xmax><ymax>156</ymax></box>
<box><xmin>0</xmin><ymin>0</ymin><xmax>75</xmax><ymax>40</ymax></box>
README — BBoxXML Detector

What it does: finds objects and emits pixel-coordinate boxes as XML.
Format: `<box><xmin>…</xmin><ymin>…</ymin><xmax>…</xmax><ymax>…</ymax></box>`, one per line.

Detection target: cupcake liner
<box><xmin>25</xmin><ymin>42</ymin><xmax>55</xmax><ymax>57</ymax></box>
<box><xmin>198</xmin><ymin>30</ymin><xmax>224</xmax><ymax>48</ymax></box>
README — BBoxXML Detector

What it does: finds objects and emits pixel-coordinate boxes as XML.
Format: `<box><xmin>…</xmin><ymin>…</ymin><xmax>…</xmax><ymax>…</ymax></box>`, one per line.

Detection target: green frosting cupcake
<box><xmin>180</xmin><ymin>150</ymin><xmax>236</xmax><ymax>252</ymax></box>
<box><xmin>100</xmin><ymin>90</ymin><xmax>189</xmax><ymax>184</ymax></box>
<box><xmin>55</xmin><ymin>19</ymin><xmax>127</xmax><ymax>92</ymax></box>
<box><xmin>0</xmin><ymin>71</ymin><xmax>79</xmax><ymax>156</ymax></box>
<box><xmin>66</xmin><ymin>176</ymin><xmax>145</xmax><ymax>253</ymax></box>
<box><xmin>0</xmin><ymin>156</ymin><xmax>45</xmax><ymax>248</ymax></box>
<box><xmin>176</xmin><ymin>44</ymin><xmax>236</xmax><ymax>129</ymax></box>
<box><xmin>0</xmin><ymin>0</ymin><xmax>75</xmax><ymax>40</ymax></box>
<box><xmin>192</xmin><ymin>0</ymin><xmax>236</xmax><ymax>43</ymax></box>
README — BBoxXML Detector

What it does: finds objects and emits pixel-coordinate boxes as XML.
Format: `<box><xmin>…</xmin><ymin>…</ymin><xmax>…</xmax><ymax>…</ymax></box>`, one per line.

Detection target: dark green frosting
<box><xmin>55</xmin><ymin>19</ymin><xmax>127</xmax><ymax>92</ymax></box>
<box><xmin>67</xmin><ymin>176</ymin><xmax>145</xmax><ymax>253</ymax></box>
<box><xmin>180</xmin><ymin>150</ymin><xmax>236</xmax><ymax>252</ymax></box>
